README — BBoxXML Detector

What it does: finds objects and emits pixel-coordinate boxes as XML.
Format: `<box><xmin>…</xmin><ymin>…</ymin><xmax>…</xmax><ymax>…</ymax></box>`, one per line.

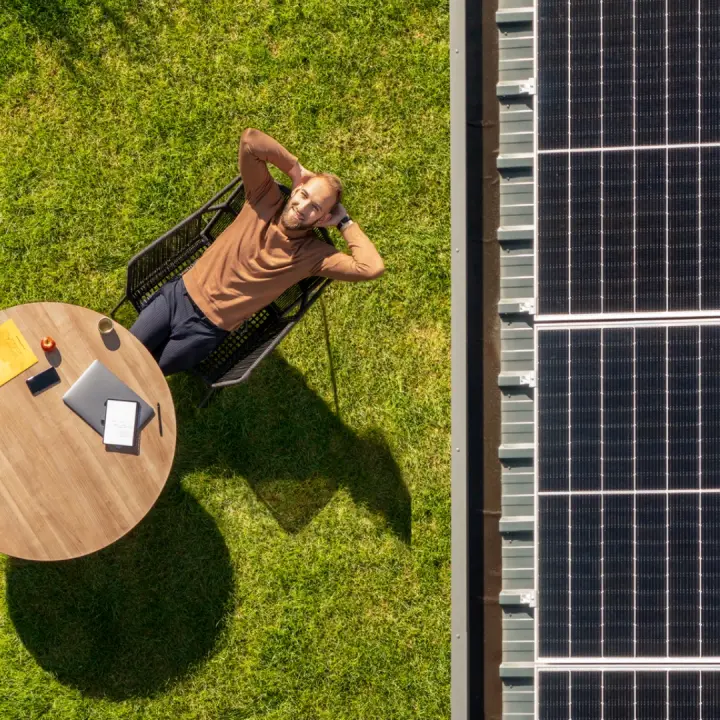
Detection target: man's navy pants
<box><xmin>130</xmin><ymin>275</ymin><xmax>229</xmax><ymax>376</ymax></box>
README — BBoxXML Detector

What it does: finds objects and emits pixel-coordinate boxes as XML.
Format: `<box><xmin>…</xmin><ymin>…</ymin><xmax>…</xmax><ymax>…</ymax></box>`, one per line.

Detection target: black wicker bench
<box><xmin>110</xmin><ymin>175</ymin><xmax>335</xmax><ymax>408</ymax></box>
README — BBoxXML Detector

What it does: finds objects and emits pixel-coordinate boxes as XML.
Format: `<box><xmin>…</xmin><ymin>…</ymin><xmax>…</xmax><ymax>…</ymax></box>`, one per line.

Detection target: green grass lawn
<box><xmin>0</xmin><ymin>0</ymin><xmax>450</xmax><ymax>717</ymax></box>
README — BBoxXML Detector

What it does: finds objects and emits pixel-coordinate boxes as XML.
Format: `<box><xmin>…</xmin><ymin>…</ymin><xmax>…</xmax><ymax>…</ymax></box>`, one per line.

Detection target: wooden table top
<box><xmin>0</xmin><ymin>302</ymin><xmax>176</xmax><ymax>561</ymax></box>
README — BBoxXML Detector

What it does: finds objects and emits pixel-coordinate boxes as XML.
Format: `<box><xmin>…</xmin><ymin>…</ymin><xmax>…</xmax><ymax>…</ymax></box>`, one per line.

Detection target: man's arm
<box><xmin>238</xmin><ymin>128</ymin><xmax>303</xmax><ymax>202</ymax></box>
<box><xmin>313</xmin><ymin>220</ymin><xmax>385</xmax><ymax>281</ymax></box>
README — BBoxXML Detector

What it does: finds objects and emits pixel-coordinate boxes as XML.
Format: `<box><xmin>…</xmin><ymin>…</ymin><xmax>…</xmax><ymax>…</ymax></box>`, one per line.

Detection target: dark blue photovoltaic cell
<box><xmin>605</xmin><ymin>672</ymin><xmax>634</xmax><ymax>720</ymax></box>
<box><xmin>538</xmin><ymin>330</ymin><xmax>570</xmax><ymax>492</ymax></box>
<box><xmin>538</xmin><ymin>154</ymin><xmax>570</xmax><ymax>315</ymax></box>
<box><xmin>701</xmin><ymin>149</ymin><xmax>720</xmax><ymax>311</ymax></box>
<box><xmin>538</xmin><ymin>672</ymin><xmax>569</xmax><ymax>719</ymax></box>
<box><xmin>703</xmin><ymin>493</ymin><xmax>720</xmax><ymax>656</ymax></box>
<box><xmin>669</xmin><ymin>672</ymin><xmax>700</xmax><ymax>720</ymax></box>
<box><xmin>701</xmin><ymin>326</ymin><xmax>720</xmax><ymax>488</ymax></box>
<box><xmin>669</xmin><ymin>496</ymin><xmax>700</xmax><ymax>656</ymax></box>
<box><xmin>635</xmin><ymin>327</ymin><xmax>666</xmax><ymax>491</ymax></box>
<box><xmin>569</xmin><ymin>1</ymin><xmax>601</xmax><ymax>148</ymax></box>
<box><xmin>568</xmin><ymin>154</ymin><xmax>601</xmax><ymax>313</ymax></box>
<box><xmin>603</xmin><ymin>328</ymin><xmax>633</xmax><ymax>491</ymax></box>
<box><xmin>571</xmin><ymin>671</ymin><xmax>601</xmax><ymax>720</ymax></box>
<box><xmin>539</xmin><ymin>495</ymin><xmax>570</xmax><ymax>657</ymax></box>
<box><xmin>668</xmin><ymin>326</ymin><xmax>699</xmax><ymax>489</ymax></box>
<box><xmin>703</xmin><ymin>673</ymin><xmax>720</xmax><ymax>717</ymax></box>
<box><xmin>635</xmin><ymin>495</ymin><xmax>666</xmax><ymax>656</ymax></box>
<box><xmin>603</xmin><ymin>152</ymin><xmax>634</xmax><ymax>312</ymax></box>
<box><xmin>635</xmin><ymin>1</ymin><xmax>665</xmax><ymax>146</ymax></box>
<box><xmin>668</xmin><ymin>7</ymin><xmax>699</xmax><ymax>145</ymax></box>
<box><xmin>603</xmin><ymin>0</ymin><xmax>633</xmax><ymax>147</ymax></box>
<box><xmin>701</xmin><ymin>5</ymin><xmax>720</xmax><ymax>142</ymax></box>
<box><xmin>537</xmin><ymin>2</ymin><xmax>569</xmax><ymax>150</ymax></box>
<box><xmin>570</xmin><ymin>495</ymin><xmax>601</xmax><ymax>657</ymax></box>
<box><xmin>668</xmin><ymin>150</ymin><xmax>701</xmax><ymax>311</ymax></box>
<box><xmin>635</xmin><ymin>151</ymin><xmax>666</xmax><ymax>312</ymax></box>
<box><xmin>569</xmin><ymin>330</ymin><xmax>600</xmax><ymax>491</ymax></box>
<box><xmin>603</xmin><ymin>494</ymin><xmax>633</xmax><ymax>656</ymax></box>
<box><xmin>637</xmin><ymin>672</ymin><xmax>667</xmax><ymax>720</ymax></box>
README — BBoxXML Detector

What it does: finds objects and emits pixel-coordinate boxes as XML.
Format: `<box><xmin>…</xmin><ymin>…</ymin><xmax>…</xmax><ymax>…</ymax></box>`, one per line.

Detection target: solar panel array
<box><xmin>535</xmin><ymin>1</ymin><xmax>720</xmax><ymax>717</ymax></box>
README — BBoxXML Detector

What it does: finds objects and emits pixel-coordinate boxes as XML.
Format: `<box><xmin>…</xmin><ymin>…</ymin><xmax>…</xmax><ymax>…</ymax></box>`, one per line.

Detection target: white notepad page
<box><xmin>103</xmin><ymin>399</ymin><xmax>138</xmax><ymax>447</ymax></box>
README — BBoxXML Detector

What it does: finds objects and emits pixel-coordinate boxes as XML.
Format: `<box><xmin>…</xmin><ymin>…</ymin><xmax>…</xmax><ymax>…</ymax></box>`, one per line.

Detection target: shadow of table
<box><xmin>5</xmin><ymin>484</ymin><xmax>234</xmax><ymax>700</ymax></box>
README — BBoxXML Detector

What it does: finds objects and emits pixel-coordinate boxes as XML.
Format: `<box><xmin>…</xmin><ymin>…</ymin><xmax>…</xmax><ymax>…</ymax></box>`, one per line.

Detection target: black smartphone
<box><xmin>26</xmin><ymin>366</ymin><xmax>61</xmax><ymax>396</ymax></box>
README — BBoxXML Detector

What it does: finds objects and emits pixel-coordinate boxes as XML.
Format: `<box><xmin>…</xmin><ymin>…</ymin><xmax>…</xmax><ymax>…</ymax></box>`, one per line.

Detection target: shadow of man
<box><xmin>174</xmin><ymin>353</ymin><xmax>412</xmax><ymax>544</ymax></box>
<box><xmin>5</xmin><ymin>484</ymin><xmax>234</xmax><ymax>700</ymax></box>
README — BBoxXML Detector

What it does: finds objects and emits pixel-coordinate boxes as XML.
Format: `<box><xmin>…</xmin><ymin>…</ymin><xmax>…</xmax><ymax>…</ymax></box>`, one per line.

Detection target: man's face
<box><xmin>280</xmin><ymin>177</ymin><xmax>336</xmax><ymax>231</ymax></box>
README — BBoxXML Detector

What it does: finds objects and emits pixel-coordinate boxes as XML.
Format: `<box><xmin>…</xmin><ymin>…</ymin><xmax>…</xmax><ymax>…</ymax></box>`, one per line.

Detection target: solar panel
<box><xmin>537</xmin><ymin>325</ymin><xmax>720</xmax><ymax>659</ymax></box>
<box><xmin>537</xmin><ymin>2</ymin><xmax>720</xmax><ymax>150</ymax></box>
<box><xmin>536</xmin><ymin>1</ymin><xmax>720</xmax><ymax>317</ymax></box>
<box><xmin>538</xmin><ymin>670</ymin><xmax>720</xmax><ymax>720</ymax></box>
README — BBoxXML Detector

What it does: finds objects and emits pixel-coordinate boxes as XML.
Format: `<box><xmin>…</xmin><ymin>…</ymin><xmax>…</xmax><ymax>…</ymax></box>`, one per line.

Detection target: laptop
<box><xmin>63</xmin><ymin>360</ymin><xmax>155</xmax><ymax>436</ymax></box>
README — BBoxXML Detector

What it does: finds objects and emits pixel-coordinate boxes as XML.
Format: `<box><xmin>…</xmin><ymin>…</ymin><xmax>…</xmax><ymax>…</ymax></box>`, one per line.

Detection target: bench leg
<box><xmin>321</xmin><ymin>297</ymin><xmax>340</xmax><ymax>417</ymax></box>
<box><xmin>198</xmin><ymin>387</ymin><xmax>217</xmax><ymax>409</ymax></box>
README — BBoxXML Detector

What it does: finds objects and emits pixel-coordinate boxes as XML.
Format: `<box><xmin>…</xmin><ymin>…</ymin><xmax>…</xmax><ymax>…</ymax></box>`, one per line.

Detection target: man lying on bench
<box><xmin>130</xmin><ymin>128</ymin><xmax>385</xmax><ymax>375</ymax></box>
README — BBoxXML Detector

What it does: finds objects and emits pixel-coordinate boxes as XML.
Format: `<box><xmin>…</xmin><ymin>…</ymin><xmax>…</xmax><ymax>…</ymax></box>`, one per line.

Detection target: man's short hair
<box><xmin>316</xmin><ymin>172</ymin><xmax>343</xmax><ymax>209</ymax></box>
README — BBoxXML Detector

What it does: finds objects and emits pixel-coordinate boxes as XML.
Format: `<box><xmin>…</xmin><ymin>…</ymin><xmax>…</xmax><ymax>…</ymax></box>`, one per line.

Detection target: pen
<box><xmin>157</xmin><ymin>402</ymin><xmax>163</xmax><ymax>436</ymax></box>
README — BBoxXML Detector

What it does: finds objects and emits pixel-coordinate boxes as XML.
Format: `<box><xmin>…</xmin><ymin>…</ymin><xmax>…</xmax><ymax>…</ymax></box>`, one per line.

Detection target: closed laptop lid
<box><xmin>63</xmin><ymin>360</ymin><xmax>155</xmax><ymax>436</ymax></box>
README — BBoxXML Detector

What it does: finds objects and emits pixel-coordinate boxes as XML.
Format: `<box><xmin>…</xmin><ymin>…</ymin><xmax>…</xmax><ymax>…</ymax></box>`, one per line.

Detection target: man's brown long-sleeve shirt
<box><xmin>182</xmin><ymin>128</ymin><xmax>384</xmax><ymax>332</ymax></box>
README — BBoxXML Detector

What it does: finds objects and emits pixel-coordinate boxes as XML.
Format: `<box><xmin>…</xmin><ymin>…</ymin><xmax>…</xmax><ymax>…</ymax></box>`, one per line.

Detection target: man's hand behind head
<box><xmin>289</xmin><ymin>161</ymin><xmax>316</xmax><ymax>190</ymax></box>
<box><xmin>315</xmin><ymin>203</ymin><xmax>347</xmax><ymax>228</ymax></box>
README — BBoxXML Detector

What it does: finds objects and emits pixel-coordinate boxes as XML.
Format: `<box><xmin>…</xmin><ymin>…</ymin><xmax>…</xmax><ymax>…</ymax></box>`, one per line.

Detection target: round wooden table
<box><xmin>0</xmin><ymin>302</ymin><xmax>176</xmax><ymax>561</ymax></box>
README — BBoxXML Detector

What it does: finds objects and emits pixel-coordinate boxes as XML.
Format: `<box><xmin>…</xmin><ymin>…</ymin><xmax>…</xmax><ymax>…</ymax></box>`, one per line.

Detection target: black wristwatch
<box><xmin>336</xmin><ymin>215</ymin><xmax>352</xmax><ymax>231</ymax></box>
